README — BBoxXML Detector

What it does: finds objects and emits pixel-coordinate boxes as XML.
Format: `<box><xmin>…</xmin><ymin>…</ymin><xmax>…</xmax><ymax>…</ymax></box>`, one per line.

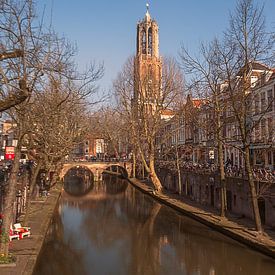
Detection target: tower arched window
<box><xmin>141</xmin><ymin>30</ymin><xmax>146</xmax><ymax>54</ymax></box>
<box><xmin>148</xmin><ymin>27</ymin><xmax>152</xmax><ymax>56</ymax></box>
<box><xmin>147</xmin><ymin>65</ymin><xmax>153</xmax><ymax>98</ymax></box>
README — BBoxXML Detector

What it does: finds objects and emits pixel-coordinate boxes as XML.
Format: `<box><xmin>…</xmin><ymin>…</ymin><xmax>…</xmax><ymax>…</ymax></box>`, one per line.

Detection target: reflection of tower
<box><xmin>133</xmin><ymin>4</ymin><xmax>162</xmax><ymax>115</ymax></box>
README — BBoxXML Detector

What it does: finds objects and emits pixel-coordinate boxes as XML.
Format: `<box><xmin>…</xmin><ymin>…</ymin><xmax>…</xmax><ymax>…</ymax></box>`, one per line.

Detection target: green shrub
<box><xmin>0</xmin><ymin>253</ymin><xmax>16</xmax><ymax>264</ymax></box>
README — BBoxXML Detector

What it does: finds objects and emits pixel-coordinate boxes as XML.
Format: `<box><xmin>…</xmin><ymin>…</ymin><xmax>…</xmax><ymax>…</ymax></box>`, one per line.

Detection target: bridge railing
<box><xmin>66</xmin><ymin>158</ymin><xmax>131</xmax><ymax>163</ymax></box>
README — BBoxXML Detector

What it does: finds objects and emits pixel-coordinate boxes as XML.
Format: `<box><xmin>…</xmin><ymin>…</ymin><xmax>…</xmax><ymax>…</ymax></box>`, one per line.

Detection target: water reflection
<box><xmin>34</xmin><ymin>176</ymin><xmax>275</xmax><ymax>275</ymax></box>
<box><xmin>104</xmin><ymin>165</ymin><xmax>129</xmax><ymax>179</ymax></box>
<box><xmin>64</xmin><ymin>167</ymin><xmax>94</xmax><ymax>196</ymax></box>
<box><xmin>103</xmin><ymin>173</ymin><xmax>128</xmax><ymax>194</ymax></box>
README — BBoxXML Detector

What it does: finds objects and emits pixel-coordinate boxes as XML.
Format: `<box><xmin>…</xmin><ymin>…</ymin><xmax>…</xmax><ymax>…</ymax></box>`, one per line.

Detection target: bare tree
<box><xmin>0</xmin><ymin>0</ymin><xmax>48</xmax><ymax>256</ymax></box>
<box><xmin>0</xmin><ymin>0</ymin><xmax>45</xmax><ymax>115</ymax></box>
<box><xmin>179</xmin><ymin>40</ymin><xmax>228</xmax><ymax>217</ymax></box>
<box><xmin>114</xmin><ymin>56</ymin><xmax>184</xmax><ymax>192</ymax></box>
<box><xmin>20</xmin><ymin>46</ymin><xmax>103</xmax><ymax>219</ymax></box>
<box><xmin>217</xmin><ymin>0</ymin><xmax>275</xmax><ymax>233</ymax></box>
<box><xmin>180</xmin><ymin>0</ymin><xmax>274</xmax><ymax>231</ymax></box>
<box><xmin>0</xmin><ymin>0</ymin><xmax>103</xmax><ymax>257</ymax></box>
<box><xmin>91</xmin><ymin>107</ymin><xmax>126</xmax><ymax>158</ymax></box>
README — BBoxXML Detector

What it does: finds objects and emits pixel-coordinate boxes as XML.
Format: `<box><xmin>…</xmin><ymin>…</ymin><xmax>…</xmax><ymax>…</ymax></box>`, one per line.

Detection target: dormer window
<box><xmin>251</xmin><ymin>76</ymin><xmax>258</xmax><ymax>87</ymax></box>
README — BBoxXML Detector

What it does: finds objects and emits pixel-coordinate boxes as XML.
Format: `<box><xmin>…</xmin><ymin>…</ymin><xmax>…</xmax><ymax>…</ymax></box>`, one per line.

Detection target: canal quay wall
<box><xmin>157</xmin><ymin>168</ymin><xmax>275</xmax><ymax>228</ymax></box>
<box><xmin>128</xmin><ymin>178</ymin><xmax>275</xmax><ymax>260</ymax></box>
<box><xmin>0</xmin><ymin>182</ymin><xmax>62</xmax><ymax>275</ymax></box>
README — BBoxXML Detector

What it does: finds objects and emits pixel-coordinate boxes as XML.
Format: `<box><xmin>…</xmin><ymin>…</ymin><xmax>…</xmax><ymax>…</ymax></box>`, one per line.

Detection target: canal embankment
<box><xmin>0</xmin><ymin>182</ymin><xmax>62</xmax><ymax>275</ymax></box>
<box><xmin>2</xmin><ymin>175</ymin><xmax>275</xmax><ymax>275</ymax></box>
<box><xmin>128</xmin><ymin>178</ymin><xmax>275</xmax><ymax>260</ymax></box>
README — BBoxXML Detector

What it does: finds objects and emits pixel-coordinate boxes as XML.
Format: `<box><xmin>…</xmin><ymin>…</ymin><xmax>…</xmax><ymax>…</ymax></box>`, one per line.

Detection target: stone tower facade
<box><xmin>133</xmin><ymin>5</ymin><xmax>162</xmax><ymax>113</ymax></box>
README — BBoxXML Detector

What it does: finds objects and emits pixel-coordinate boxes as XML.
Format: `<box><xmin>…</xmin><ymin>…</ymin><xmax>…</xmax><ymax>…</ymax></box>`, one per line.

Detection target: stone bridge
<box><xmin>60</xmin><ymin>161</ymin><xmax>132</xmax><ymax>181</ymax></box>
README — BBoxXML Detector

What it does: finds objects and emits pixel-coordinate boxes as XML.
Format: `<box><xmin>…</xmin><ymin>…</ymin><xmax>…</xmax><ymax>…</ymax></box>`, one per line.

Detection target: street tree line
<box><xmin>0</xmin><ymin>0</ymin><xmax>103</xmax><ymax>257</ymax></box>
<box><xmin>179</xmin><ymin>0</ymin><xmax>274</xmax><ymax>233</ymax></box>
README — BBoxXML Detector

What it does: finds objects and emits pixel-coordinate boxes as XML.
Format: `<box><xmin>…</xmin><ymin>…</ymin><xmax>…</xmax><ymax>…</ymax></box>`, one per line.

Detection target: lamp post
<box><xmin>15</xmin><ymin>190</ymin><xmax>22</xmax><ymax>222</ymax></box>
<box><xmin>0</xmin><ymin>182</ymin><xmax>4</xmax><ymax>213</ymax></box>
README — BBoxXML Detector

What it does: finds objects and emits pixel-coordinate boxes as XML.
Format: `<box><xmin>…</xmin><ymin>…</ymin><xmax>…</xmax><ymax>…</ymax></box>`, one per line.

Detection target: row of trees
<box><xmin>103</xmin><ymin>0</ymin><xmax>274</xmax><ymax>234</ymax></box>
<box><xmin>179</xmin><ymin>0</ymin><xmax>274</xmax><ymax>233</ymax></box>
<box><xmin>0</xmin><ymin>0</ymin><xmax>103</xmax><ymax>256</ymax></box>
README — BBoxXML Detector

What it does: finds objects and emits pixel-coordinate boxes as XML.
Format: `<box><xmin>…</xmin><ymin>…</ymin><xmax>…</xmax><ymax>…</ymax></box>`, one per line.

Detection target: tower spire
<box><xmin>145</xmin><ymin>3</ymin><xmax>150</xmax><ymax>21</ymax></box>
<box><xmin>146</xmin><ymin>3</ymin><xmax>149</xmax><ymax>13</ymax></box>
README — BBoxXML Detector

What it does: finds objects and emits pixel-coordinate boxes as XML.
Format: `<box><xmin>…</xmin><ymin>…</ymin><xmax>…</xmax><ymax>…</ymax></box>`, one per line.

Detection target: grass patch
<box><xmin>0</xmin><ymin>253</ymin><xmax>16</xmax><ymax>264</ymax></box>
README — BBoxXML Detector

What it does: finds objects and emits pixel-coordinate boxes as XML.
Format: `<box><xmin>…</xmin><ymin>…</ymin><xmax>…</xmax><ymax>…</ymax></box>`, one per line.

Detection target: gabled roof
<box><xmin>237</xmin><ymin>61</ymin><xmax>271</xmax><ymax>76</ymax></box>
<box><xmin>161</xmin><ymin>109</ymin><xmax>174</xmax><ymax>116</ymax></box>
<box><xmin>160</xmin><ymin>109</ymin><xmax>175</xmax><ymax>121</ymax></box>
<box><xmin>185</xmin><ymin>94</ymin><xmax>206</xmax><ymax>109</ymax></box>
<box><xmin>250</xmin><ymin>61</ymin><xmax>270</xmax><ymax>71</ymax></box>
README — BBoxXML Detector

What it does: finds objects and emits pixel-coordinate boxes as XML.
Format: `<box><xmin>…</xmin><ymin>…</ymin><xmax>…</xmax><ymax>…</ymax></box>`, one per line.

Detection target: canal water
<box><xmin>34</xmin><ymin>175</ymin><xmax>275</xmax><ymax>275</ymax></box>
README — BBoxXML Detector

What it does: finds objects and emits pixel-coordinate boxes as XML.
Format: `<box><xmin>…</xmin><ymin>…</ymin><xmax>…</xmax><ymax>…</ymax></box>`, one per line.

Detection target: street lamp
<box><xmin>15</xmin><ymin>190</ymin><xmax>22</xmax><ymax>222</ymax></box>
<box><xmin>0</xmin><ymin>182</ymin><xmax>4</xmax><ymax>213</ymax></box>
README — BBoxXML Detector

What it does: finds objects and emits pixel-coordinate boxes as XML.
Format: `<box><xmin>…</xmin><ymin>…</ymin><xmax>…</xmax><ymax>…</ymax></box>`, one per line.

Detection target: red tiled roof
<box><xmin>192</xmin><ymin>99</ymin><xmax>203</xmax><ymax>108</ymax></box>
<box><xmin>161</xmin><ymin>109</ymin><xmax>175</xmax><ymax>116</ymax></box>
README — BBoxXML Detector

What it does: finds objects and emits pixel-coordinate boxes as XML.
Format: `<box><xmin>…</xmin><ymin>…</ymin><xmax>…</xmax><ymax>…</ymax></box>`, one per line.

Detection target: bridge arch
<box><xmin>63</xmin><ymin>166</ymin><xmax>94</xmax><ymax>196</ymax></box>
<box><xmin>61</xmin><ymin>161</ymin><xmax>132</xmax><ymax>181</ymax></box>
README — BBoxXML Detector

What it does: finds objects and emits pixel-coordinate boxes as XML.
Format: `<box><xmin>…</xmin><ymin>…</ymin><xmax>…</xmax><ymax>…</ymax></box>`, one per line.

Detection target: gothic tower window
<box><xmin>148</xmin><ymin>27</ymin><xmax>152</xmax><ymax>56</ymax></box>
<box><xmin>142</xmin><ymin>30</ymin><xmax>146</xmax><ymax>54</ymax></box>
<box><xmin>148</xmin><ymin>65</ymin><xmax>153</xmax><ymax>98</ymax></box>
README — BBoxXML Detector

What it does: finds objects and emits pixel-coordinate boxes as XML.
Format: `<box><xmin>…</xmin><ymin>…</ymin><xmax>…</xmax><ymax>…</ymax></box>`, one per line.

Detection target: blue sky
<box><xmin>37</xmin><ymin>0</ymin><xmax>275</xmax><ymax>93</ymax></box>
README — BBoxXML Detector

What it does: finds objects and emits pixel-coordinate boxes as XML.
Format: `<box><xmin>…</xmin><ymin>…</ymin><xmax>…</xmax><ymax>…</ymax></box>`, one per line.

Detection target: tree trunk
<box><xmin>218</xmin><ymin>139</ymin><xmax>226</xmax><ymax>217</ymax></box>
<box><xmin>132</xmin><ymin>152</ymin><xmax>136</xmax><ymax>178</ymax></box>
<box><xmin>244</xmin><ymin>146</ymin><xmax>262</xmax><ymax>233</ymax></box>
<box><xmin>0</xmin><ymin>79</ymin><xmax>30</xmax><ymax>112</ymax></box>
<box><xmin>149</xmin><ymin>154</ymin><xmax>162</xmax><ymax>192</ymax></box>
<box><xmin>175</xmin><ymin>147</ymin><xmax>182</xmax><ymax>195</ymax></box>
<box><xmin>23</xmin><ymin>161</ymin><xmax>42</xmax><ymax>225</ymax></box>
<box><xmin>174</xmin><ymin>119</ymin><xmax>182</xmax><ymax>195</ymax></box>
<box><xmin>48</xmin><ymin>161</ymin><xmax>62</xmax><ymax>188</ymax></box>
<box><xmin>0</xmin><ymin>140</ymin><xmax>22</xmax><ymax>256</ymax></box>
<box><xmin>184</xmin><ymin>177</ymin><xmax>187</xmax><ymax>196</ymax></box>
<box><xmin>142</xmin><ymin>162</ymin><xmax>145</xmax><ymax>179</ymax></box>
<box><xmin>214</xmin><ymin>91</ymin><xmax>227</xmax><ymax>217</ymax></box>
<box><xmin>0</xmin><ymin>49</ymin><xmax>23</xmax><ymax>61</ymax></box>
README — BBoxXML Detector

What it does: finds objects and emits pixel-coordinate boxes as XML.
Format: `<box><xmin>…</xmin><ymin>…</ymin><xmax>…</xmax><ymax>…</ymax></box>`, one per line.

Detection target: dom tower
<box><xmin>133</xmin><ymin>4</ymin><xmax>162</xmax><ymax>114</ymax></box>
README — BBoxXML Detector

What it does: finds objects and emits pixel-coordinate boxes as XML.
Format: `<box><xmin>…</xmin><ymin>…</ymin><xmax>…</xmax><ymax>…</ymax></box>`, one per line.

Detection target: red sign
<box><xmin>5</xmin><ymin>146</ymin><xmax>15</xmax><ymax>160</ymax></box>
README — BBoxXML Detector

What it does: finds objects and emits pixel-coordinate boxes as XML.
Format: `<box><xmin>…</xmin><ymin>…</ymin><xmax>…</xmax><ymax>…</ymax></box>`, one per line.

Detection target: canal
<box><xmin>34</xmin><ymin>175</ymin><xmax>275</xmax><ymax>275</ymax></box>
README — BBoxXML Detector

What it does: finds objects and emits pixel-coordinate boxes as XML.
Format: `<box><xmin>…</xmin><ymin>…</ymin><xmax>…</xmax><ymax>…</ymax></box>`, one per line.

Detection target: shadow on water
<box><xmin>103</xmin><ymin>173</ymin><xmax>128</xmax><ymax>194</ymax></box>
<box><xmin>104</xmin><ymin>165</ymin><xmax>128</xmax><ymax>179</ymax></box>
<box><xmin>34</xmin><ymin>175</ymin><xmax>275</xmax><ymax>275</ymax></box>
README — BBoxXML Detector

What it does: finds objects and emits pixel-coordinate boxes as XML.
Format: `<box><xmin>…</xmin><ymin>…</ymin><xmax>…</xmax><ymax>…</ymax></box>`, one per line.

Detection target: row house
<box><xmin>222</xmin><ymin>62</ymin><xmax>274</xmax><ymax>170</ymax></box>
<box><xmin>157</xmin><ymin>62</ymin><xmax>274</xmax><ymax>171</ymax></box>
<box><xmin>157</xmin><ymin>96</ymin><xmax>208</xmax><ymax>163</ymax></box>
<box><xmin>184</xmin><ymin>96</ymin><xmax>209</xmax><ymax>163</ymax></box>
<box><xmin>71</xmin><ymin>135</ymin><xmax>107</xmax><ymax>160</ymax></box>
<box><xmin>250</xmin><ymin>67</ymin><xmax>275</xmax><ymax>170</ymax></box>
<box><xmin>156</xmin><ymin>109</ymin><xmax>175</xmax><ymax>159</ymax></box>
<box><xmin>72</xmin><ymin>135</ymin><xmax>131</xmax><ymax>160</ymax></box>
